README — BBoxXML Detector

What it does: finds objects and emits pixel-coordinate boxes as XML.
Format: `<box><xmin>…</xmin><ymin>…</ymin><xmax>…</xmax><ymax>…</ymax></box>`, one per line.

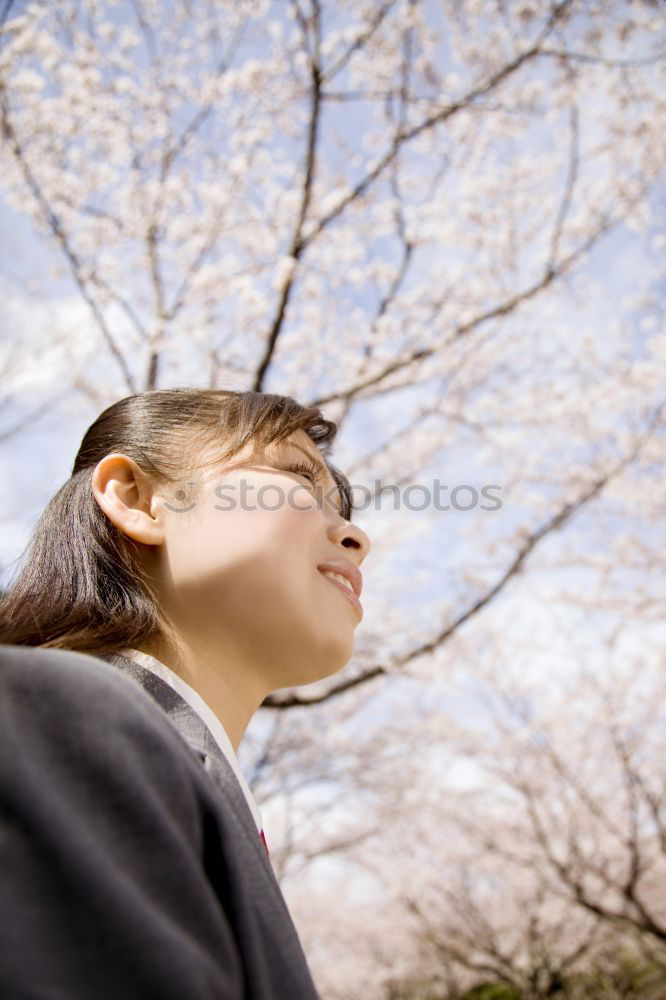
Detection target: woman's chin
<box><xmin>279</xmin><ymin>645</ymin><xmax>355</xmax><ymax>689</ymax></box>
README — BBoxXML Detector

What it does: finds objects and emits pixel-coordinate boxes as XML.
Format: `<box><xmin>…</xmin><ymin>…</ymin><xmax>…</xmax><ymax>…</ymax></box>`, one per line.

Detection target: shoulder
<box><xmin>1</xmin><ymin>642</ymin><xmax>176</xmax><ymax>724</ymax></box>
<box><xmin>1</xmin><ymin>641</ymin><xmax>153</xmax><ymax>700</ymax></box>
<box><xmin>0</xmin><ymin>644</ymin><xmax>205</xmax><ymax>792</ymax></box>
<box><xmin>0</xmin><ymin>646</ymin><xmax>250</xmax><ymax>997</ymax></box>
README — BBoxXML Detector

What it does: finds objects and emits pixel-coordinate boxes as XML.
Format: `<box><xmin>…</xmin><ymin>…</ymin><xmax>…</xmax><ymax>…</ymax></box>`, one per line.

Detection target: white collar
<box><xmin>120</xmin><ymin>648</ymin><xmax>263</xmax><ymax>834</ymax></box>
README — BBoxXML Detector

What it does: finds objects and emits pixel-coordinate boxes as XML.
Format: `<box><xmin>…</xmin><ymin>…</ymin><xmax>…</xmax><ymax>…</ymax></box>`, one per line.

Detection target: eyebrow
<box><xmin>287</xmin><ymin>442</ymin><xmax>345</xmax><ymax>514</ymax></box>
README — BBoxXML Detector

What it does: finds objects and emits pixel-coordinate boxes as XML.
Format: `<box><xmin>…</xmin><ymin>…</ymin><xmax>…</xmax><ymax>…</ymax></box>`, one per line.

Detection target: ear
<box><xmin>91</xmin><ymin>453</ymin><xmax>164</xmax><ymax>547</ymax></box>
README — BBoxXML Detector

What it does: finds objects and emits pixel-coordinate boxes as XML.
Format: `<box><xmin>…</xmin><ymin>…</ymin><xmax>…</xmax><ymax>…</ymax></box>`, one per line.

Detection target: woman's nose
<box><xmin>331</xmin><ymin>520</ymin><xmax>371</xmax><ymax>561</ymax></box>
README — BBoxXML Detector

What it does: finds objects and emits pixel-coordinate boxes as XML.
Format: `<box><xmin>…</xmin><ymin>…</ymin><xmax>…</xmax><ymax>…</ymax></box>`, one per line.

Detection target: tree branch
<box><xmin>144</xmin><ymin>220</ymin><xmax>166</xmax><ymax>389</ymax></box>
<box><xmin>309</xmin><ymin>205</ymin><xmax>619</xmax><ymax>410</ymax></box>
<box><xmin>540</xmin><ymin>46</ymin><xmax>666</xmax><ymax>69</ymax></box>
<box><xmin>321</xmin><ymin>0</ymin><xmax>398</xmax><ymax>83</ymax></box>
<box><xmin>252</xmin><ymin>0</ymin><xmax>322</xmax><ymax>391</ymax></box>
<box><xmin>159</xmin><ymin>24</ymin><xmax>246</xmax><ymax>182</ymax></box>
<box><xmin>252</xmin><ymin>0</ymin><xmax>576</xmax><ymax>397</ymax></box>
<box><xmin>300</xmin><ymin>0</ymin><xmax>575</xmax><ymax>252</ymax></box>
<box><xmin>547</xmin><ymin>104</ymin><xmax>579</xmax><ymax>272</ymax></box>
<box><xmin>0</xmin><ymin>88</ymin><xmax>136</xmax><ymax>393</ymax></box>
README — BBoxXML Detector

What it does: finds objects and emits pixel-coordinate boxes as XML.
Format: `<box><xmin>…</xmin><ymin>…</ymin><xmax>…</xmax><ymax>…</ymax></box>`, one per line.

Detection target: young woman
<box><xmin>0</xmin><ymin>387</ymin><xmax>371</xmax><ymax>1000</ymax></box>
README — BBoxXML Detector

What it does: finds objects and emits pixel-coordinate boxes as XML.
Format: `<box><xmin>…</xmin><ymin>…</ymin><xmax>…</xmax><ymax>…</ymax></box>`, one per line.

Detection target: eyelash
<box><xmin>282</xmin><ymin>460</ymin><xmax>323</xmax><ymax>487</ymax></box>
<box><xmin>282</xmin><ymin>460</ymin><xmax>348</xmax><ymax>519</ymax></box>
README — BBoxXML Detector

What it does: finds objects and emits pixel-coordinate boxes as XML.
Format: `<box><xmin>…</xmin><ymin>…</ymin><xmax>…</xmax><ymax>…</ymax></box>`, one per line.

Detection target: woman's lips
<box><xmin>319</xmin><ymin>570</ymin><xmax>363</xmax><ymax>620</ymax></box>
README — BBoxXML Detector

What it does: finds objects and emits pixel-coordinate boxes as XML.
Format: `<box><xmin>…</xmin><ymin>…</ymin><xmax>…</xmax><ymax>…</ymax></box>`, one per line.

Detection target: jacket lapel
<box><xmin>100</xmin><ymin>652</ymin><xmax>275</xmax><ymax>878</ymax></box>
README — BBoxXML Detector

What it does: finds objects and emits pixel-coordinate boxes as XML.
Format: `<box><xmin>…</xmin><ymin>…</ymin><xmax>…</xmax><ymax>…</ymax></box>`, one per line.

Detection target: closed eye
<box><xmin>281</xmin><ymin>459</ymin><xmax>347</xmax><ymax>517</ymax></box>
<box><xmin>281</xmin><ymin>460</ymin><xmax>322</xmax><ymax>486</ymax></box>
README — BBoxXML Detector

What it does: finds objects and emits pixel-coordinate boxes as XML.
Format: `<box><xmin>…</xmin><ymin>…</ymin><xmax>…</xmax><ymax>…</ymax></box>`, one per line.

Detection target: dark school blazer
<box><xmin>0</xmin><ymin>644</ymin><xmax>320</xmax><ymax>999</ymax></box>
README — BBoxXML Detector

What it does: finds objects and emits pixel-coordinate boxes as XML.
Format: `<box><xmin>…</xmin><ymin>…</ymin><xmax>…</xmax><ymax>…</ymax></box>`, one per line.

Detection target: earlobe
<box><xmin>91</xmin><ymin>453</ymin><xmax>164</xmax><ymax>547</ymax></box>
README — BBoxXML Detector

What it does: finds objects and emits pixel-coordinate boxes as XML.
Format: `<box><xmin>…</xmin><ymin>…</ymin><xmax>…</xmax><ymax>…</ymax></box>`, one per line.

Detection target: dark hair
<box><xmin>0</xmin><ymin>388</ymin><xmax>353</xmax><ymax>654</ymax></box>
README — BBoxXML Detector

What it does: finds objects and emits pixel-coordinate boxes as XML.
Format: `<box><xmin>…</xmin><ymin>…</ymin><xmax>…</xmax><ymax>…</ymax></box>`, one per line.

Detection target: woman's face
<box><xmin>148</xmin><ymin>429</ymin><xmax>371</xmax><ymax>690</ymax></box>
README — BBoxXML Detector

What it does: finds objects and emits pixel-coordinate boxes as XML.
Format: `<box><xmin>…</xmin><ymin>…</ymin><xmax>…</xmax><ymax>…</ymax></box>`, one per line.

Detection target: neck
<box><xmin>137</xmin><ymin>633</ymin><xmax>269</xmax><ymax>752</ymax></box>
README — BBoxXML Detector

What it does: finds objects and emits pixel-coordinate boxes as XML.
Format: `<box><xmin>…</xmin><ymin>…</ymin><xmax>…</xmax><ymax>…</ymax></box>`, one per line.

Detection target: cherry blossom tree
<box><xmin>281</xmin><ymin>627</ymin><xmax>666</xmax><ymax>998</ymax></box>
<box><xmin>1</xmin><ymin>1</ymin><xmax>665</xmax><ymax>995</ymax></box>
